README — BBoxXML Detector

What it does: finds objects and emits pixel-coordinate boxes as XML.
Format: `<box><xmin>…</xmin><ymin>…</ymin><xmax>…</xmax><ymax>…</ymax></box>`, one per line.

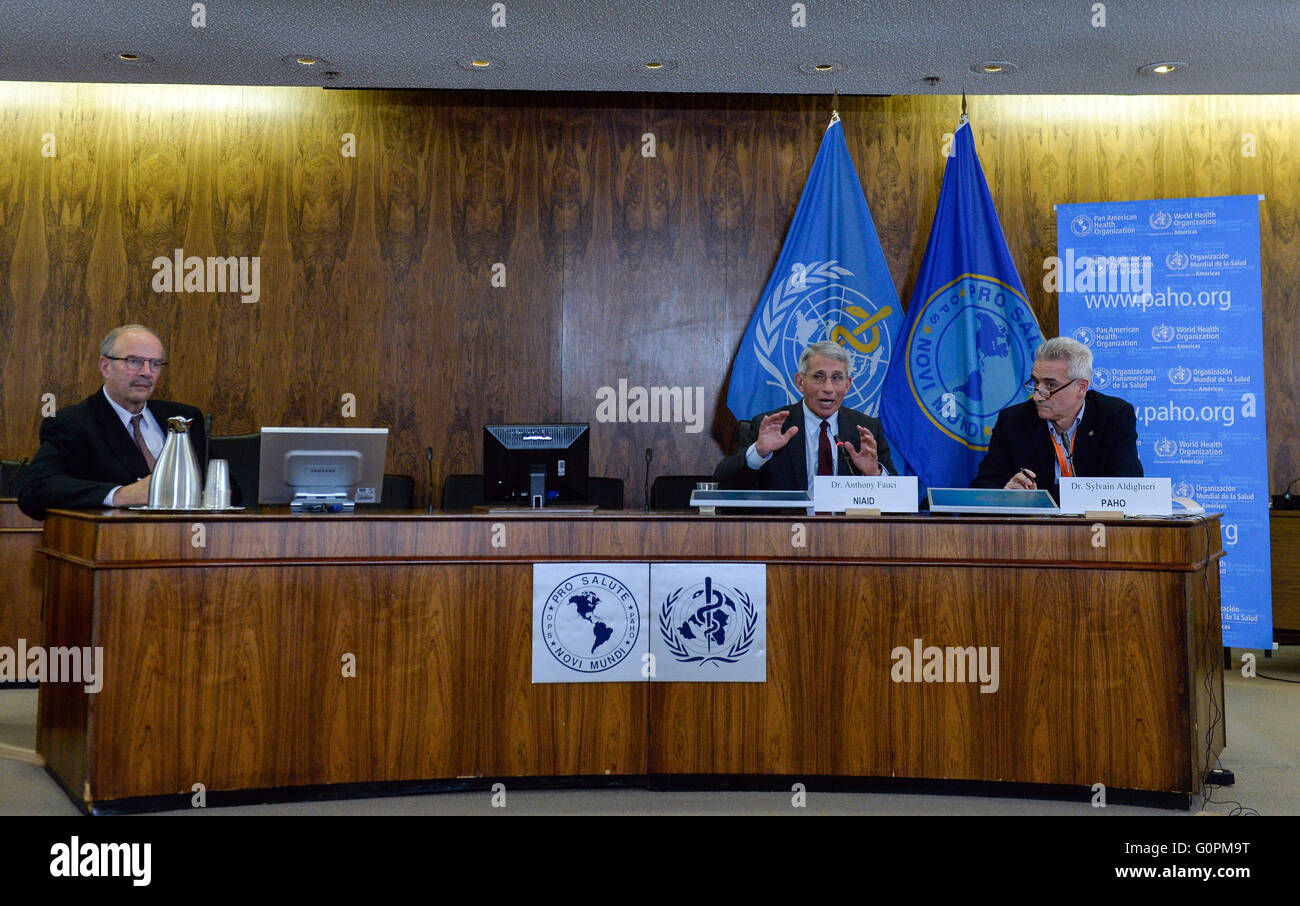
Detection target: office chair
<box><xmin>441</xmin><ymin>474</ymin><xmax>485</xmax><ymax>511</ymax></box>
<box><xmin>357</xmin><ymin>473</ymin><xmax>416</xmax><ymax>509</ymax></box>
<box><xmin>441</xmin><ymin>474</ymin><xmax>624</xmax><ymax>510</ymax></box>
<box><xmin>1</xmin><ymin>459</ymin><xmax>30</xmax><ymax>497</ymax></box>
<box><xmin>650</xmin><ymin>474</ymin><xmax>715</xmax><ymax>510</ymax></box>
<box><xmin>207</xmin><ymin>433</ymin><xmax>261</xmax><ymax>506</ymax></box>
<box><xmin>587</xmin><ymin>476</ymin><xmax>624</xmax><ymax>509</ymax></box>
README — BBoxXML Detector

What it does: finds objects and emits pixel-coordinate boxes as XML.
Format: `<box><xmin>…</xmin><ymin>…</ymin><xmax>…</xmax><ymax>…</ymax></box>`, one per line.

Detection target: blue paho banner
<box><xmin>1055</xmin><ymin>195</ymin><xmax>1272</xmax><ymax>648</ymax></box>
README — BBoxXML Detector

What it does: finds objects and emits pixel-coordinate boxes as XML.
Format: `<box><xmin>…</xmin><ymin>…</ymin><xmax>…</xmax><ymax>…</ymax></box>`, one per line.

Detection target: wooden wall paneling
<box><xmin>424</xmin><ymin>95</ymin><xmax>565</xmax><ymax>493</ymax></box>
<box><xmin>3</xmin><ymin>88</ymin><xmax>1300</xmax><ymax>501</ymax></box>
<box><xmin>1</xmin><ymin>85</ymin><xmax>62</xmax><ymax>458</ymax></box>
<box><xmin>556</xmin><ymin>98</ymin><xmax>640</xmax><ymax>494</ymax></box>
<box><xmin>707</xmin><ymin>94</ymin><xmax>759</xmax><ymax>454</ymax></box>
<box><xmin>209</xmin><ymin>90</ymin><xmax>278</xmax><ymax>436</ymax></box>
<box><xmin>37</xmin><ymin>85</ymin><xmax>102</xmax><ymax>445</ymax></box>
<box><xmin>558</xmin><ymin>96</ymin><xmax>732</xmax><ymax>501</ymax></box>
<box><xmin>710</xmin><ymin>94</ymin><xmax>824</xmax><ymax>458</ymax></box>
<box><xmin>976</xmin><ymin>96</ymin><xmax>1056</xmax><ymax>332</ymax></box>
<box><xmin>1246</xmin><ymin>95</ymin><xmax>1300</xmax><ymax>492</ymax></box>
<box><xmin>886</xmin><ymin>94</ymin><xmax>949</xmax><ymax>316</ymax></box>
<box><xmin>370</xmin><ymin>91</ymin><xmax>435</xmax><ymax>486</ymax></box>
<box><xmin>418</xmin><ymin>96</ymin><xmax>472</xmax><ymax>495</ymax></box>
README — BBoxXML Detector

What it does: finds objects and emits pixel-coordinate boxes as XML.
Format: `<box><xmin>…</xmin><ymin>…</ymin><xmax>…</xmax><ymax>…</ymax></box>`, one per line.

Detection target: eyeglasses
<box><xmin>1023</xmin><ymin>377</ymin><xmax>1078</xmax><ymax>399</ymax></box>
<box><xmin>105</xmin><ymin>355</ymin><xmax>167</xmax><ymax>372</ymax></box>
<box><xmin>802</xmin><ymin>371</ymin><xmax>849</xmax><ymax>387</ymax></box>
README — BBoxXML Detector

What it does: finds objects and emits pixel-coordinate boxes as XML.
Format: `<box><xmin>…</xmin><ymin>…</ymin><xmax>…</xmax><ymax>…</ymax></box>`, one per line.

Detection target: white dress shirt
<box><xmin>101</xmin><ymin>387</ymin><xmax>163</xmax><ymax>506</ymax></box>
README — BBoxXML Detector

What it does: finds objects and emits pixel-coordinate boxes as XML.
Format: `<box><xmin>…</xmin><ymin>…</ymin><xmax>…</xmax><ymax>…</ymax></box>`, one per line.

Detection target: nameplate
<box><xmin>1058</xmin><ymin>477</ymin><xmax>1172</xmax><ymax>516</ymax></box>
<box><xmin>812</xmin><ymin>475</ymin><xmax>919</xmax><ymax>514</ymax></box>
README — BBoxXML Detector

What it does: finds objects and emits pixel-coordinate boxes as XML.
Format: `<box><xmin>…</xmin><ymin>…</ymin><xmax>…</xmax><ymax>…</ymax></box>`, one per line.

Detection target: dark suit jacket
<box><xmin>714</xmin><ymin>404</ymin><xmax>896</xmax><ymax>490</ymax></box>
<box><xmin>970</xmin><ymin>389</ymin><xmax>1143</xmax><ymax>503</ymax></box>
<box><xmin>13</xmin><ymin>390</ymin><xmax>207</xmax><ymax>520</ymax></box>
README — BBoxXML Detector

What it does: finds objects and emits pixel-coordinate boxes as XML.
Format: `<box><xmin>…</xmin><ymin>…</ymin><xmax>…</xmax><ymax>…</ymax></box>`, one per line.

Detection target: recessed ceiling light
<box><xmin>798</xmin><ymin>61</ymin><xmax>844</xmax><ymax>74</ymax></box>
<box><xmin>1139</xmin><ymin>61</ymin><xmax>1187</xmax><ymax>76</ymax></box>
<box><xmin>104</xmin><ymin>51</ymin><xmax>154</xmax><ymax>65</ymax></box>
<box><xmin>971</xmin><ymin>61</ymin><xmax>1017</xmax><ymax>75</ymax></box>
<box><xmin>280</xmin><ymin>53</ymin><xmax>332</xmax><ymax>70</ymax></box>
<box><xmin>627</xmin><ymin>60</ymin><xmax>678</xmax><ymax>75</ymax></box>
<box><xmin>457</xmin><ymin>57</ymin><xmax>505</xmax><ymax>72</ymax></box>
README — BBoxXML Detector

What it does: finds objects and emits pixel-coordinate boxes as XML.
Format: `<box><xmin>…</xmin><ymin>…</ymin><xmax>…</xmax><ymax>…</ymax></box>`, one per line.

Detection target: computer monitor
<box><xmin>483</xmin><ymin>424</ymin><xmax>589</xmax><ymax>507</ymax></box>
<box><xmin>258</xmin><ymin>427</ymin><xmax>389</xmax><ymax>510</ymax></box>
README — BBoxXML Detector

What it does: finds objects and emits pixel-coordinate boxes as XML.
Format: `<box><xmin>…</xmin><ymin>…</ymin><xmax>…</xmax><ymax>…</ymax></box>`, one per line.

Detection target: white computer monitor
<box><xmin>257</xmin><ymin>427</ymin><xmax>388</xmax><ymax>510</ymax></box>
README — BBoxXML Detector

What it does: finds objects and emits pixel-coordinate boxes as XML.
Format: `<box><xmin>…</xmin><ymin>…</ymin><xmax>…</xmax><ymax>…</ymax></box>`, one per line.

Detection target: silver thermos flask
<box><xmin>148</xmin><ymin>416</ymin><xmax>203</xmax><ymax>509</ymax></box>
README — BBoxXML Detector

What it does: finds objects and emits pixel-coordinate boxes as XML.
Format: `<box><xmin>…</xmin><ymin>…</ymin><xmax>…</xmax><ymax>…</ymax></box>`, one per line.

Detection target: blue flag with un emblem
<box><xmin>879</xmin><ymin>120</ymin><xmax>1044</xmax><ymax>490</ymax></box>
<box><xmin>725</xmin><ymin>116</ymin><xmax>901</xmax><ymax>421</ymax></box>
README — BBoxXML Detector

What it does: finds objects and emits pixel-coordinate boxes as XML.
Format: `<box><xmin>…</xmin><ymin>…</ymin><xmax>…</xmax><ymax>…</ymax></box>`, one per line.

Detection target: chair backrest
<box><xmin>650</xmin><ymin>474</ymin><xmax>715</xmax><ymax>510</ymax></box>
<box><xmin>588</xmin><ymin>476</ymin><xmax>624</xmax><ymax>510</ymax></box>
<box><xmin>358</xmin><ymin>473</ymin><xmax>415</xmax><ymax>509</ymax></box>
<box><xmin>442</xmin><ymin>474</ymin><xmax>485</xmax><ymax>511</ymax></box>
<box><xmin>442</xmin><ymin>473</ymin><xmax>624</xmax><ymax>510</ymax></box>
<box><xmin>1</xmin><ymin>459</ymin><xmax>29</xmax><ymax>497</ymax></box>
<box><xmin>207</xmin><ymin>433</ymin><xmax>261</xmax><ymax>506</ymax></box>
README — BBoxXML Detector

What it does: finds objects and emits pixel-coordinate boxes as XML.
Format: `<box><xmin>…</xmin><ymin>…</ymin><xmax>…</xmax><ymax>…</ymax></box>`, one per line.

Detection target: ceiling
<box><xmin>0</xmin><ymin>0</ymin><xmax>1297</xmax><ymax>95</ymax></box>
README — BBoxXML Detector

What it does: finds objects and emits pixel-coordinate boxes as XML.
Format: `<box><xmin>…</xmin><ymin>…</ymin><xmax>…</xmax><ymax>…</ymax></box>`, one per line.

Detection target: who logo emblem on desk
<box><xmin>531</xmin><ymin>563</ymin><xmax>766</xmax><ymax>684</ymax></box>
<box><xmin>652</xmin><ymin>564</ymin><xmax>765</xmax><ymax>682</ymax></box>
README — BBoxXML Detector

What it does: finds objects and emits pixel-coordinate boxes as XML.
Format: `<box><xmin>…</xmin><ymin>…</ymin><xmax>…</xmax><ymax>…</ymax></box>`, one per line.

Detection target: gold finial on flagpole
<box><xmin>960</xmin><ymin>90</ymin><xmax>969</xmax><ymax>125</ymax></box>
<box><xmin>831</xmin><ymin>90</ymin><xmax>840</xmax><ymax>124</ymax></box>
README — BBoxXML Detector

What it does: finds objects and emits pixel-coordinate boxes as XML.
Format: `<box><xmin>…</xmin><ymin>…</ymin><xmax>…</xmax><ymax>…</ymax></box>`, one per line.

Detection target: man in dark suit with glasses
<box><xmin>14</xmin><ymin>324</ymin><xmax>207</xmax><ymax>519</ymax></box>
<box><xmin>971</xmin><ymin>336</ymin><xmax>1143</xmax><ymax>503</ymax></box>
<box><xmin>715</xmin><ymin>340</ymin><xmax>895</xmax><ymax>490</ymax></box>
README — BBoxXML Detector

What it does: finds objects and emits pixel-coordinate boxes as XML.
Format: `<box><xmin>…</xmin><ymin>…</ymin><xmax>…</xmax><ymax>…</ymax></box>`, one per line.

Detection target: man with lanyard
<box><xmin>971</xmin><ymin>336</ymin><xmax>1143</xmax><ymax>503</ymax></box>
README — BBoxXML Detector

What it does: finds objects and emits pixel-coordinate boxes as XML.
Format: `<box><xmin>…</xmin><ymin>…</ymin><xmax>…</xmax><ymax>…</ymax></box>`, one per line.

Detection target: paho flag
<box><xmin>880</xmin><ymin>119</ymin><xmax>1043</xmax><ymax>490</ymax></box>
<box><xmin>726</xmin><ymin>115</ymin><xmax>901</xmax><ymax>421</ymax></box>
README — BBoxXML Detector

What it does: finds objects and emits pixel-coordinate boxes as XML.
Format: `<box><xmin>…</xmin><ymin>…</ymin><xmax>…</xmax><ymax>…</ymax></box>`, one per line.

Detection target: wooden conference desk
<box><xmin>1270</xmin><ymin>511</ymin><xmax>1300</xmax><ymax>644</ymax></box>
<box><xmin>0</xmin><ymin>499</ymin><xmax>44</xmax><ymax>657</ymax></box>
<box><xmin>37</xmin><ymin>509</ymin><xmax>1224</xmax><ymax>812</ymax></box>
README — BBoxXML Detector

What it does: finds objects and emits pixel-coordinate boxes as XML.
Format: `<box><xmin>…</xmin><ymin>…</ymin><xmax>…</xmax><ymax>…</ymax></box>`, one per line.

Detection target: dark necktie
<box><xmin>818</xmin><ymin>419</ymin><xmax>833</xmax><ymax>476</ymax></box>
<box><xmin>131</xmin><ymin>414</ymin><xmax>156</xmax><ymax>472</ymax></box>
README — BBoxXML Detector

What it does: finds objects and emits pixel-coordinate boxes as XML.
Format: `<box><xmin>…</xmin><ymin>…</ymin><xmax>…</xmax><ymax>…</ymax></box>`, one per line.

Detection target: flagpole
<box><xmin>830</xmin><ymin>90</ymin><xmax>840</xmax><ymax>126</ymax></box>
<box><xmin>960</xmin><ymin>90</ymin><xmax>969</xmax><ymax>126</ymax></box>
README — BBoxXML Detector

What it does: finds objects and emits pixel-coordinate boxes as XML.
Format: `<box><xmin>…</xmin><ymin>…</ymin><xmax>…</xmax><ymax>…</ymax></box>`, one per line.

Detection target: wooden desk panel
<box><xmin>36</xmin><ymin>510</ymin><xmax>1224</xmax><ymax>810</ymax></box>
<box><xmin>1270</xmin><ymin>511</ymin><xmax>1300</xmax><ymax>639</ymax></box>
<box><xmin>0</xmin><ymin>499</ymin><xmax>44</xmax><ymax>654</ymax></box>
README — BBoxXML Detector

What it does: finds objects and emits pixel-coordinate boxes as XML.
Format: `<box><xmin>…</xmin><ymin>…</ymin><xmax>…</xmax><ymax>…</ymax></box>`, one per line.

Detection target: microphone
<box><xmin>836</xmin><ymin>440</ymin><xmax>859</xmax><ymax>476</ymax></box>
<box><xmin>425</xmin><ymin>446</ymin><xmax>434</xmax><ymax>513</ymax></box>
<box><xmin>643</xmin><ymin>447</ymin><xmax>654</xmax><ymax>512</ymax></box>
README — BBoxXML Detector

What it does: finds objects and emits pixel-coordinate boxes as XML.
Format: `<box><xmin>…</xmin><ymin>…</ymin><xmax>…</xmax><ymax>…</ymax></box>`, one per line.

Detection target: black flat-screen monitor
<box><xmin>483</xmin><ymin>424</ymin><xmax>589</xmax><ymax>507</ymax></box>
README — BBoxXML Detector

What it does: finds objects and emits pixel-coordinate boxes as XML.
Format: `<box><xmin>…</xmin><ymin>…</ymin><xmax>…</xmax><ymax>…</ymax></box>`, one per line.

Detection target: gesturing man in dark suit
<box><xmin>715</xmin><ymin>340</ymin><xmax>895</xmax><ymax>490</ymax></box>
<box><xmin>971</xmin><ymin>336</ymin><xmax>1142</xmax><ymax>503</ymax></box>
<box><xmin>14</xmin><ymin>324</ymin><xmax>207</xmax><ymax>519</ymax></box>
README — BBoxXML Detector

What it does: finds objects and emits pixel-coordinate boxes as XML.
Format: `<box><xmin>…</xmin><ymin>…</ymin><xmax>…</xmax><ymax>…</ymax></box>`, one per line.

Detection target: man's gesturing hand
<box><xmin>754</xmin><ymin>410</ymin><xmax>799</xmax><ymax>457</ymax></box>
<box><xmin>843</xmin><ymin>424</ymin><xmax>882</xmax><ymax>475</ymax></box>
